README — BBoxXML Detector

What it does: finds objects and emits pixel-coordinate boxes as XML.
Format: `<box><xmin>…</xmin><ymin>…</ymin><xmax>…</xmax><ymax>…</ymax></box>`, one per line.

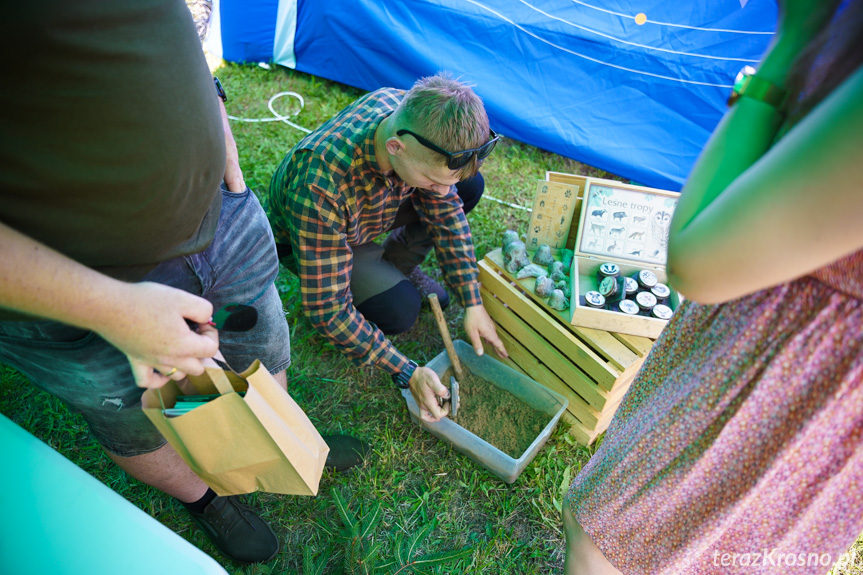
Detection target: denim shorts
<box><xmin>0</xmin><ymin>187</ymin><xmax>291</xmax><ymax>457</ymax></box>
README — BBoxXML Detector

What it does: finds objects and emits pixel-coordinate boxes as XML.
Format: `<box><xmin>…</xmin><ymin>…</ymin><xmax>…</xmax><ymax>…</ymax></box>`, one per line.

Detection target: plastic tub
<box><xmin>401</xmin><ymin>339</ymin><xmax>569</xmax><ymax>483</ymax></box>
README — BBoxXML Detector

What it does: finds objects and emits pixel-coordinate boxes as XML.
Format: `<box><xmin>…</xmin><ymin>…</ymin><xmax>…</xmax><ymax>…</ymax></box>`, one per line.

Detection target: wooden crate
<box><xmin>479</xmin><ymin>251</ymin><xmax>653</xmax><ymax>445</ymax></box>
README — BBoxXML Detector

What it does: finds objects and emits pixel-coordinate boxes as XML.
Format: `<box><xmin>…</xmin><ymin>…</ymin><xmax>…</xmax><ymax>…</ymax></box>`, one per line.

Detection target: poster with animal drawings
<box><xmin>578</xmin><ymin>182</ymin><xmax>678</xmax><ymax>266</ymax></box>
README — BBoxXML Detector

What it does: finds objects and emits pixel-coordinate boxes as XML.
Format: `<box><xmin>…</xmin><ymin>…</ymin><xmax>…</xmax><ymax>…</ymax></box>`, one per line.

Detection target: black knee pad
<box><xmin>356</xmin><ymin>280</ymin><xmax>421</xmax><ymax>335</ymax></box>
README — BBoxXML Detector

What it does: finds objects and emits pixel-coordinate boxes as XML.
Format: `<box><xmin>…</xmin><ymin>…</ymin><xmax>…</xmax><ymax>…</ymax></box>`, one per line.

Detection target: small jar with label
<box><xmin>623</xmin><ymin>276</ymin><xmax>639</xmax><ymax>297</ymax></box>
<box><xmin>597</xmin><ymin>262</ymin><xmax>620</xmax><ymax>283</ymax></box>
<box><xmin>632</xmin><ymin>269</ymin><xmax>658</xmax><ymax>290</ymax></box>
<box><xmin>650</xmin><ymin>282</ymin><xmax>671</xmax><ymax>305</ymax></box>
<box><xmin>651</xmin><ymin>304</ymin><xmax>673</xmax><ymax>320</ymax></box>
<box><xmin>598</xmin><ymin>276</ymin><xmax>619</xmax><ymax>300</ymax></box>
<box><xmin>616</xmin><ymin>299</ymin><xmax>640</xmax><ymax>316</ymax></box>
<box><xmin>584</xmin><ymin>290</ymin><xmax>606</xmax><ymax>308</ymax></box>
<box><xmin>635</xmin><ymin>290</ymin><xmax>657</xmax><ymax>315</ymax></box>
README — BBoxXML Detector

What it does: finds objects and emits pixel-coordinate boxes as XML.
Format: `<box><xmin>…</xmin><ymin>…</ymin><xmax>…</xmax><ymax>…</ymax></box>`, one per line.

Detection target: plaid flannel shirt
<box><xmin>267</xmin><ymin>88</ymin><xmax>482</xmax><ymax>376</ymax></box>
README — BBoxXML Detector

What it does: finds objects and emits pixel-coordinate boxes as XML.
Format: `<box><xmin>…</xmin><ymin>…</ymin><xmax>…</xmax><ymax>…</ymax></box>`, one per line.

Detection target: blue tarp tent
<box><xmin>207</xmin><ymin>0</ymin><xmax>777</xmax><ymax>191</ymax></box>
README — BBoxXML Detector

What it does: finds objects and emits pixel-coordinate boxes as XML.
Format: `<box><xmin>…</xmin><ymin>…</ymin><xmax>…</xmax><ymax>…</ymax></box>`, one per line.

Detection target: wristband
<box><xmin>392</xmin><ymin>360</ymin><xmax>418</xmax><ymax>389</ymax></box>
<box><xmin>214</xmin><ymin>76</ymin><xmax>227</xmax><ymax>103</ymax></box>
<box><xmin>727</xmin><ymin>65</ymin><xmax>788</xmax><ymax>114</ymax></box>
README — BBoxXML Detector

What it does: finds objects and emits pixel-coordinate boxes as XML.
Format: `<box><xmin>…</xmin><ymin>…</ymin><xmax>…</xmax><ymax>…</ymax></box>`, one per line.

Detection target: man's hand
<box><xmin>218</xmin><ymin>98</ymin><xmax>246</xmax><ymax>193</ymax></box>
<box><xmin>0</xmin><ymin>224</ymin><xmax>221</xmax><ymax>389</ymax></box>
<box><xmin>97</xmin><ymin>282</ymin><xmax>220</xmax><ymax>389</ymax></box>
<box><xmin>463</xmin><ymin>304</ymin><xmax>508</xmax><ymax>359</ymax></box>
<box><xmin>409</xmin><ymin>366</ymin><xmax>451</xmax><ymax>422</ymax></box>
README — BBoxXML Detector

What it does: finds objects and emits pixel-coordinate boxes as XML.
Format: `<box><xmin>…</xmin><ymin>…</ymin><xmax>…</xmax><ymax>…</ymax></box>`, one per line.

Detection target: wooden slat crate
<box><xmin>479</xmin><ymin>253</ymin><xmax>653</xmax><ymax>445</ymax></box>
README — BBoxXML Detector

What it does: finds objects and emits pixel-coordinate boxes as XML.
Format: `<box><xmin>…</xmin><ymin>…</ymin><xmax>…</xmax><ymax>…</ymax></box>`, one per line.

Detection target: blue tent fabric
<box><xmin>216</xmin><ymin>0</ymin><xmax>278</xmax><ymax>64</ymax></box>
<box><xmin>212</xmin><ymin>0</ymin><xmax>777</xmax><ymax>191</ymax></box>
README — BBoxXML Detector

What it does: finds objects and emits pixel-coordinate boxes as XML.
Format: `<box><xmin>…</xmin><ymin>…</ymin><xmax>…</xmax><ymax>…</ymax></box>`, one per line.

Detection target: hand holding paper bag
<box><xmin>142</xmin><ymin>360</ymin><xmax>328</xmax><ymax>496</ymax></box>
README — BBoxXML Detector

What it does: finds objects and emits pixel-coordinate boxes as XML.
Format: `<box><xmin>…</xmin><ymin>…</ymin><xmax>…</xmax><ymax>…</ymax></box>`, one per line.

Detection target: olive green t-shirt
<box><xmin>0</xmin><ymin>0</ymin><xmax>225</xmax><ymax>319</ymax></box>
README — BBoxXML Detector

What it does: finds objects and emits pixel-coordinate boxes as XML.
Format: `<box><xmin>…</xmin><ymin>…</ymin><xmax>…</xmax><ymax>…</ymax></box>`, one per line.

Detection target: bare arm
<box><xmin>0</xmin><ymin>223</ymin><xmax>219</xmax><ymax>387</ymax></box>
<box><xmin>218</xmin><ymin>97</ymin><xmax>246</xmax><ymax>193</ymax></box>
<box><xmin>667</xmin><ymin>0</ymin><xmax>863</xmax><ymax>303</ymax></box>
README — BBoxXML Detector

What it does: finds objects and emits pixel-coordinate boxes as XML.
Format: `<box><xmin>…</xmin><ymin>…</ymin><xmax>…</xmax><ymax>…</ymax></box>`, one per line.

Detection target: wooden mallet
<box><xmin>428</xmin><ymin>293</ymin><xmax>461</xmax><ymax>417</ymax></box>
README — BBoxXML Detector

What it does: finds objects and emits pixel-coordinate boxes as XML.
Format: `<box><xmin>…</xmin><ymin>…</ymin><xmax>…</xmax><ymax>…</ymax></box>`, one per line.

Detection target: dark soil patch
<box><xmin>445</xmin><ymin>367</ymin><xmax>550</xmax><ymax>458</ymax></box>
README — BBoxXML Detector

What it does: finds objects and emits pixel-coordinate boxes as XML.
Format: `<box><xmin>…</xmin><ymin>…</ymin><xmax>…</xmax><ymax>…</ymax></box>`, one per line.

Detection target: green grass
<box><xmin>4</xmin><ymin>61</ymin><xmax>860</xmax><ymax>574</ymax></box>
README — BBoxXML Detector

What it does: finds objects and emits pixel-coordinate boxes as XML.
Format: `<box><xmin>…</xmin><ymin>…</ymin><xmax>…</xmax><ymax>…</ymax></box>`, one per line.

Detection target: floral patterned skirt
<box><xmin>568</xmin><ymin>267</ymin><xmax>863</xmax><ymax>575</ymax></box>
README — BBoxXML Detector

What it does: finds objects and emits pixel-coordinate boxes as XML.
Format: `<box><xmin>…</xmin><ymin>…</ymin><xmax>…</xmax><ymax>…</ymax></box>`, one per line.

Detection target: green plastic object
<box><xmin>402</xmin><ymin>340</ymin><xmax>568</xmax><ymax>483</ymax></box>
<box><xmin>0</xmin><ymin>414</ymin><xmax>229</xmax><ymax>575</ymax></box>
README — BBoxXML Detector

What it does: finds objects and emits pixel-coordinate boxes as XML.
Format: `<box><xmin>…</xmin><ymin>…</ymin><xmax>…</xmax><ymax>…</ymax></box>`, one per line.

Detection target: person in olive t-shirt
<box><xmin>0</xmin><ymin>0</ymin><xmax>289</xmax><ymax>564</ymax></box>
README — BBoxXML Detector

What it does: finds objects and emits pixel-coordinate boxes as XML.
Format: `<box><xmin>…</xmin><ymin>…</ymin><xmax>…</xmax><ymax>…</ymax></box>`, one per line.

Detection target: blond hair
<box><xmin>396</xmin><ymin>72</ymin><xmax>490</xmax><ymax>178</ymax></box>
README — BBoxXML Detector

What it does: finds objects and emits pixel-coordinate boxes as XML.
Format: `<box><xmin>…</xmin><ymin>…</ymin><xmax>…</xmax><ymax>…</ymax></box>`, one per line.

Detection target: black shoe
<box><xmin>322</xmin><ymin>434</ymin><xmax>371</xmax><ymax>472</ymax></box>
<box><xmin>407</xmin><ymin>267</ymin><xmax>450</xmax><ymax>310</ymax></box>
<box><xmin>186</xmin><ymin>495</ymin><xmax>279</xmax><ymax>564</ymax></box>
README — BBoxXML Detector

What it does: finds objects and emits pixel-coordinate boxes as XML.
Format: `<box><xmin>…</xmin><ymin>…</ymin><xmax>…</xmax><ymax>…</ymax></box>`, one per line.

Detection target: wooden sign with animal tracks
<box><xmin>525</xmin><ymin>180</ymin><xmax>580</xmax><ymax>251</ymax></box>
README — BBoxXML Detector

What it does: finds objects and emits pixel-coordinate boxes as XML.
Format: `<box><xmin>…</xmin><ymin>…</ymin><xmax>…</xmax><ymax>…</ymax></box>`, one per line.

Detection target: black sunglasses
<box><xmin>396</xmin><ymin>128</ymin><xmax>501</xmax><ymax>170</ymax></box>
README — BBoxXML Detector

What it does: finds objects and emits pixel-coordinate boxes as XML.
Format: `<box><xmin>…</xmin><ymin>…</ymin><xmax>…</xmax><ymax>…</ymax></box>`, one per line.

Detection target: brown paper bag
<box><xmin>142</xmin><ymin>360</ymin><xmax>328</xmax><ymax>496</ymax></box>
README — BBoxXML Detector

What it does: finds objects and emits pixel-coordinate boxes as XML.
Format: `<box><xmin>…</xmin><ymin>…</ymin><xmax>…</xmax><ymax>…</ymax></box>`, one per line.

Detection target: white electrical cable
<box><xmin>227</xmin><ymin>91</ymin><xmax>312</xmax><ymax>134</ymax></box>
<box><xmin>228</xmin><ymin>90</ymin><xmax>530</xmax><ymax>211</ymax></box>
<box><xmin>483</xmin><ymin>195</ymin><xmax>533</xmax><ymax>211</ymax></box>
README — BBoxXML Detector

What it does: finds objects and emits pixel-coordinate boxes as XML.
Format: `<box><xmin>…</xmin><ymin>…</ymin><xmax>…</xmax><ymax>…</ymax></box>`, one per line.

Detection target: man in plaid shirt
<box><xmin>267</xmin><ymin>72</ymin><xmax>507</xmax><ymax>421</ymax></box>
